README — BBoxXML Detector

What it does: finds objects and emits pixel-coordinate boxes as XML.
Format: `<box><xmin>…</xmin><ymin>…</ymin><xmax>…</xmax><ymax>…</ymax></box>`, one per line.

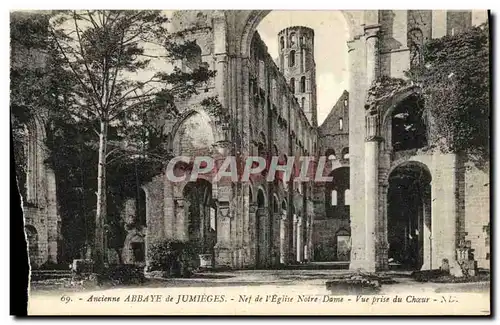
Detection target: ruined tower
<box><xmin>278</xmin><ymin>26</ymin><xmax>318</xmax><ymax>127</ymax></box>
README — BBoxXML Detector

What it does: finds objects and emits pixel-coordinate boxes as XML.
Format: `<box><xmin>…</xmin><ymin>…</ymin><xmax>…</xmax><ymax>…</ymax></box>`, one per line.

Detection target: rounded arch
<box><xmin>336</xmin><ymin>227</ymin><xmax>350</xmax><ymax>236</ymax></box>
<box><xmin>248</xmin><ymin>180</ymin><xmax>255</xmax><ymax>204</ymax></box>
<box><xmin>272</xmin><ymin>193</ymin><xmax>280</xmax><ymax>213</ymax></box>
<box><xmin>169</xmin><ymin>108</ymin><xmax>221</xmax><ymax>154</ymax></box>
<box><xmin>240</xmin><ymin>10</ymin><xmax>357</xmax><ymax>58</ymax></box>
<box><xmin>325</xmin><ymin>148</ymin><xmax>336</xmax><ymax>159</ymax></box>
<box><xmin>281</xmin><ymin>198</ymin><xmax>288</xmax><ymax>212</ymax></box>
<box><xmin>380</xmin><ymin>86</ymin><xmax>423</xmax><ymax>150</ymax></box>
<box><xmin>257</xmin><ymin>186</ymin><xmax>267</xmax><ymax>208</ymax></box>
<box><xmin>388</xmin><ymin>160</ymin><xmax>432</xmax><ymax>185</ymax></box>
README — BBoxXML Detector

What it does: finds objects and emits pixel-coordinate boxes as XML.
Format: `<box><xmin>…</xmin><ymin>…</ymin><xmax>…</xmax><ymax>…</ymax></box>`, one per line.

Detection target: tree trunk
<box><xmin>94</xmin><ymin>119</ymin><xmax>108</xmax><ymax>273</ymax></box>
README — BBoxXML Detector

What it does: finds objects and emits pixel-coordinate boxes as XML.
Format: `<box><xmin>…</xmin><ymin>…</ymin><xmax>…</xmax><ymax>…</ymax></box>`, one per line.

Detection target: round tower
<box><xmin>278</xmin><ymin>26</ymin><xmax>317</xmax><ymax>127</ymax></box>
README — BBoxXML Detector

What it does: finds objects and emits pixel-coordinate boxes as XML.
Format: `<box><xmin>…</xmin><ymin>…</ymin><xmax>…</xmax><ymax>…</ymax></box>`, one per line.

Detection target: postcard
<box><xmin>11</xmin><ymin>9</ymin><xmax>490</xmax><ymax>316</ymax></box>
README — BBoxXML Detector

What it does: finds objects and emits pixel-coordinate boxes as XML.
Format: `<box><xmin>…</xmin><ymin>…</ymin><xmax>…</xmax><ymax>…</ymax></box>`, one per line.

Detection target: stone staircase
<box><xmin>30</xmin><ymin>270</ymin><xmax>72</xmax><ymax>282</ymax></box>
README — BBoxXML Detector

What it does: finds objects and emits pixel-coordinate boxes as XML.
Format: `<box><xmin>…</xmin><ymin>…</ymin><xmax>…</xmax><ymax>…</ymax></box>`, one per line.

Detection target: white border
<box><xmin>2</xmin><ymin>2</ymin><xmax>498</xmax><ymax>324</ymax></box>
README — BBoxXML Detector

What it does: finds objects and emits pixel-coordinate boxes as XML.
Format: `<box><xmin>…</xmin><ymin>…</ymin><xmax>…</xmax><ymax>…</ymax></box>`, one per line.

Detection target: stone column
<box><xmin>248</xmin><ymin>203</ymin><xmax>258</xmax><ymax>266</ymax></box>
<box><xmin>296</xmin><ymin>216</ymin><xmax>304</xmax><ymax>263</ymax></box>
<box><xmin>292</xmin><ymin>213</ymin><xmax>298</xmax><ymax>262</ymax></box>
<box><xmin>431</xmin><ymin>153</ymin><xmax>462</xmax><ymax>276</ymax></box>
<box><xmin>174</xmin><ymin>198</ymin><xmax>186</xmax><ymax>241</ymax></box>
<box><xmin>279</xmin><ymin>211</ymin><xmax>288</xmax><ymax>265</ymax></box>
<box><xmin>421</xmin><ymin>184</ymin><xmax>433</xmax><ymax>270</ymax></box>
<box><xmin>365</xmin><ymin>25</ymin><xmax>380</xmax><ymax>87</ymax></box>
<box><xmin>350</xmin><ymin>25</ymin><xmax>381</xmax><ymax>273</ymax></box>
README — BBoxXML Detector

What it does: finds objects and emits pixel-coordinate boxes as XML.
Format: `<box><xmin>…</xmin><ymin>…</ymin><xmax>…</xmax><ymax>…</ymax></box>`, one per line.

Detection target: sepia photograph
<box><xmin>9</xmin><ymin>8</ymin><xmax>491</xmax><ymax>316</ymax></box>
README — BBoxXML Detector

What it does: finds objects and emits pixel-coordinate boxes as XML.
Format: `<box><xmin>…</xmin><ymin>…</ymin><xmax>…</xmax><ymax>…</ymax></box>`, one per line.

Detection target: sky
<box><xmin>256</xmin><ymin>11</ymin><xmax>349</xmax><ymax>126</ymax></box>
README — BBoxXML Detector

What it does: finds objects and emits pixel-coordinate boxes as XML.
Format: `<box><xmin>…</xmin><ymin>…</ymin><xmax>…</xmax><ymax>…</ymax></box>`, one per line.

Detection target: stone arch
<box><xmin>325</xmin><ymin>148</ymin><xmax>336</xmax><ymax>159</ymax></box>
<box><xmin>256</xmin><ymin>186</ymin><xmax>267</xmax><ymax>208</ymax></box>
<box><xmin>239</xmin><ymin>10</ymin><xmax>358</xmax><ymax>58</ymax></box>
<box><xmin>169</xmin><ymin>108</ymin><xmax>221</xmax><ymax>155</ymax></box>
<box><xmin>379</xmin><ymin>86</ymin><xmax>423</xmax><ymax>152</ymax></box>
<box><xmin>123</xmin><ymin>232</ymin><xmax>146</xmax><ymax>264</ymax></box>
<box><xmin>386</xmin><ymin>160</ymin><xmax>432</xmax><ymax>270</ymax></box>
<box><xmin>388</xmin><ymin>160</ymin><xmax>432</xmax><ymax>185</ymax></box>
<box><xmin>272</xmin><ymin>193</ymin><xmax>280</xmax><ymax>214</ymax></box>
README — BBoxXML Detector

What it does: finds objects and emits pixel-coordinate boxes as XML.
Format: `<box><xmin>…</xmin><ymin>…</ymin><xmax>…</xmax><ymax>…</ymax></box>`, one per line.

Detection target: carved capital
<box><xmin>365</xmin><ymin>111</ymin><xmax>382</xmax><ymax>142</ymax></box>
<box><xmin>212</xmin><ymin>140</ymin><xmax>233</xmax><ymax>155</ymax></box>
<box><xmin>175</xmin><ymin>198</ymin><xmax>184</xmax><ymax>208</ymax></box>
<box><xmin>364</xmin><ymin>24</ymin><xmax>381</xmax><ymax>40</ymax></box>
<box><xmin>218</xmin><ymin>203</ymin><xmax>231</xmax><ymax>219</ymax></box>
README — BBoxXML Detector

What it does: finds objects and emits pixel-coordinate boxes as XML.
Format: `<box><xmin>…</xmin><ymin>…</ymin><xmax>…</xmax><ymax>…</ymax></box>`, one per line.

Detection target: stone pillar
<box><xmin>431</xmin><ymin>153</ymin><xmax>462</xmax><ymax>276</ymax></box>
<box><xmin>365</xmin><ymin>25</ymin><xmax>380</xmax><ymax>88</ymax></box>
<box><xmin>214</xmin><ymin>201</ymin><xmax>232</xmax><ymax>267</ymax></box>
<box><xmin>377</xmin><ymin>176</ymin><xmax>389</xmax><ymax>270</ymax></box>
<box><xmin>350</xmin><ymin>25</ymin><xmax>381</xmax><ymax>273</ymax></box>
<box><xmin>163</xmin><ymin>179</ymin><xmax>175</xmax><ymax>239</ymax></box>
<box><xmin>248</xmin><ymin>203</ymin><xmax>258</xmax><ymax>266</ymax></box>
<box><xmin>279</xmin><ymin>210</ymin><xmax>288</xmax><ymax>265</ymax></box>
<box><xmin>364</xmin><ymin>138</ymin><xmax>379</xmax><ymax>272</ymax></box>
<box><xmin>174</xmin><ymin>198</ymin><xmax>187</xmax><ymax>241</ymax></box>
<box><xmin>296</xmin><ymin>216</ymin><xmax>304</xmax><ymax>263</ymax></box>
<box><xmin>212</xmin><ymin>140</ymin><xmax>234</xmax><ymax>267</ymax></box>
<box><xmin>292</xmin><ymin>213</ymin><xmax>298</xmax><ymax>262</ymax></box>
<box><xmin>421</xmin><ymin>184</ymin><xmax>433</xmax><ymax>270</ymax></box>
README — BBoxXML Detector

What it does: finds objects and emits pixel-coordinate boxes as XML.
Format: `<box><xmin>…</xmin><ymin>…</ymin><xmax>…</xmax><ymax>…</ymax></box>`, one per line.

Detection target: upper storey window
<box><xmin>289</xmin><ymin>32</ymin><xmax>296</xmax><ymax>47</ymax></box>
<box><xmin>289</xmin><ymin>50</ymin><xmax>296</xmax><ymax>67</ymax></box>
<box><xmin>280</xmin><ymin>36</ymin><xmax>285</xmax><ymax>50</ymax></box>
<box><xmin>300</xmin><ymin>76</ymin><xmax>306</xmax><ymax>93</ymax></box>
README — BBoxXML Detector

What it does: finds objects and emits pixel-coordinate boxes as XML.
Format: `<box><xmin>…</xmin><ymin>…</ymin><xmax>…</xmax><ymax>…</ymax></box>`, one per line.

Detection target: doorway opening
<box><xmin>387</xmin><ymin>162</ymin><xmax>431</xmax><ymax>270</ymax></box>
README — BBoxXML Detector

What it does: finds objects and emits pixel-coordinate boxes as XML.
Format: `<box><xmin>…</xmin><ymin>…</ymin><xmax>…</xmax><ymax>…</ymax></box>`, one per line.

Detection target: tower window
<box><xmin>301</xmin><ymin>97</ymin><xmax>305</xmax><ymax>109</ymax></box>
<box><xmin>290</xmin><ymin>78</ymin><xmax>295</xmax><ymax>93</ymax></box>
<box><xmin>344</xmin><ymin>99</ymin><xmax>348</xmax><ymax>107</ymax></box>
<box><xmin>339</xmin><ymin>118</ymin><xmax>343</xmax><ymax>131</ymax></box>
<box><xmin>300</xmin><ymin>76</ymin><xmax>306</xmax><ymax>93</ymax></box>
<box><xmin>342</xmin><ymin>147</ymin><xmax>349</xmax><ymax>160</ymax></box>
<box><xmin>289</xmin><ymin>50</ymin><xmax>296</xmax><ymax>67</ymax></box>
<box><xmin>300</xmin><ymin>36</ymin><xmax>305</xmax><ymax>46</ymax></box>
<box><xmin>331</xmin><ymin>190</ymin><xmax>337</xmax><ymax>206</ymax></box>
<box><xmin>289</xmin><ymin>32</ymin><xmax>296</xmax><ymax>46</ymax></box>
<box><xmin>280</xmin><ymin>36</ymin><xmax>285</xmax><ymax>50</ymax></box>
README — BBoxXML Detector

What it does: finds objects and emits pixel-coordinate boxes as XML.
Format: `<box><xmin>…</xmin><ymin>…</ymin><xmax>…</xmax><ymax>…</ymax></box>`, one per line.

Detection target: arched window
<box><xmin>339</xmin><ymin>118</ymin><xmax>343</xmax><ymax>131</ymax></box>
<box><xmin>280</xmin><ymin>36</ymin><xmax>285</xmax><ymax>50</ymax></box>
<box><xmin>344</xmin><ymin>189</ymin><xmax>351</xmax><ymax>206</ymax></box>
<box><xmin>391</xmin><ymin>94</ymin><xmax>427</xmax><ymax>151</ymax></box>
<box><xmin>342</xmin><ymin>147</ymin><xmax>349</xmax><ymax>160</ymax></box>
<box><xmin>331</xmin><ymin>190</ymin><xmax>337</xmax><ymax>206</ymax></box>
<box><xmin>289</xmin><ymin>32</ymin><xmax>296</xmax><ymax>46</ymax></box>
<box><xmin>325</xmin><ymin>149</ymin><xmax>336</xmax><ymax>160</ymax></box>
<box><xmin>183</xmin><ymin>43</ymin><xmax>202</xmax><ymax>72</ymax></box>
<box><xmin>301</xmin><ymin>97</ymin><xmax>305</xmax><ymax>109</ymax></box>
<box><xmin>300</xmin><ymin>76</ymin><xmax>306</xmax><ymax>92</ymax></box>
<box><xmin>290</xmin><ymin>78</ymin><xmax>295</xmax><ymax>93</ymax></box>
<box><xmin>289</xmin><ymin>50</ymin><xmax>296</xmax><ymax>67</ymax></box>
<box><xmin>300</xmin><ymin>36</ymin><xmax>305</xmax><ymax>46</ymax></box>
